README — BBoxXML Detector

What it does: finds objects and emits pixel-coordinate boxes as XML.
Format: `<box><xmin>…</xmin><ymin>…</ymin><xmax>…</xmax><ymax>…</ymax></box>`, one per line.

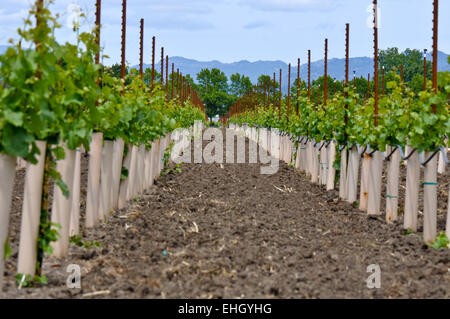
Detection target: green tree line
<box><xmin>106</xmin><ymin>47</ymin><xmax>441</xmax><ymax>120</ymax></box>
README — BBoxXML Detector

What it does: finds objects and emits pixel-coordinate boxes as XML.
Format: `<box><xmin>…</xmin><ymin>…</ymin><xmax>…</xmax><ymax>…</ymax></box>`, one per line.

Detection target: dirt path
<box><xmin>2</xmin><ymin>129</ymin><xmax>449</xmax><ymax>298</ymax></box>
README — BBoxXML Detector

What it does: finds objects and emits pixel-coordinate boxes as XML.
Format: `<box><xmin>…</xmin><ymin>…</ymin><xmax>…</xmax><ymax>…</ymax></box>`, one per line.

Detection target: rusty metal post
<box><xmin>262</xmin><ymin>82</ymin><xmax>265</xmax><ymax>108</ymax></box>
<box><xmin>120</xmin><ymin>0</ymin><xmax>127</xmax><ymax>80</ymax></box>
<box><xmin>260</xmin><ymin>83</ymin><xmax>263</xmax><ymax>108</ymax></box>
<box><xmin>36</xmin><ymin>0</ymin><xmax>43</xmax><ymax>31</ymax></box>
<box><xmin>171</xmin><ymin>63</ymin><xmax>174</xmax><ymax>99</ymax></box>
<box><xmin>95</xmin><ymin>0</ymin><xmax>101</xmax><ymax>65</ymax></box>
<box><xmin>345</xmin><ymin>24</ymin><xmax>349</xmax><ymax>86</ymax></box>
<box><xmin>253</xmin><ymin>87</ymin><xmax>256</xmax><ymax>111</ymax></box>
<box><xmin>184</xmin><ymin>79</ymin><xmax>186</xmax><ymax>103</ymax></box>
<box><xmin>33</xmin><ymin>0</ymin><xmax>45</xmax><ymax>278</ymax></box>
<box><xmin>257</xmin><ymin>84</ymin><xmax>260</xmax><ymax>109</ymax></box>
<box><xmin>344</xmin><ymin>23</ymin><xmax>350</xmax><ymax>132</ymax></box>
<box><xmin>186</xmin><ymin>80</ymin><xmax>189</xmax><ymax>103</ymax></box>
<box><xmin>180</xmin><ymin>76</ymin><xmax>183</xmax><ymax>102</ymax></box>
<box><xmin>166</xmin><ymin>55</ymin><xmax>169</xmax><ymax>96</ymax></box>
<box><xmin>324</xmin><ymin>39</ymin><xmax>328</xmax><ymax>106</ymax></box>
<box><xmin>287</xmin><ymin>63</ymin><xmax>291</xmax><ymax>117</ymax></box>
<box><xmin>262</xmin><ymin>79</ymin><xmax>266</xmax><ymax>107</ymax></box>
<box><xmin>262</xmin><ymin>79</ymin><xmax>266</xmax><ymax>109</ymax></box>
<box><xmin>180</xmin><ymin>73</ymin><xmax>183</xmax><ymax>102</ymax></box>
<box><xmin>308</xmin><ymin>50</ymin><xmax>311</xmax><ymax>100</ymax></box>
<box><xmin>432</xmin><ymin>0</ymin><xmax>438</xmax><ymax>113</ymax></box>
<box><xmin>273</xmin><ymin>72</ymin><xmax>276</xmax><ymax>110</ymax></box>
<box><xmin>182</xmin><ymin>75</ymin><xmax>185</xmax><ymax>102</ymax></box>
<box><xmin>182</xmin><ymin>76</ymin><xmax>184</xmax><ymax>102</ymax></box>
<box><xmin>95</xmin><ymin>0</ymin><xmax>102</xmax><ymax>97</ymax></box>
<box><xmin>176</xmin><ymin>68</ymin><xmax>180</xmax><ymax>98</ymax></box>
<box><xmin>161</xmin><ymin>47</ymin><xmax>164</xmax><ymax>85</ymax></box>
<box><xmin>373</xmin><ymin>0</ymin><xmax>379</xmax><ymax>126</ymax></box>
<box><xmin>139</xmin><ymin>19</ymin><xmax>144</xmax><ymax>81</ymax></box>
<box><xmin>183</xmin><ymin>78</ymin><xmax>186</xmax><ymax>103</ymax></box>
<box><xmin>297</xmin><ymin>58</ymin><xmax>300</xmax><ymax>115</ymax></box>
<box><xmin>244</xmin><ymin>94</ymin><xmax>247</xmax><ymax>112</ymax></box>
<box><xmin>247</xmin><ymin>94</ymin><xmax>250</xmax><ymax>112</ymax></box>
<box><xmin>423</xmin><ymin>49</ymin><xmax>427</xmax><ymax>91</ymax></box>
<box><xmin>279</xmin><ymin>69</ymin><xmax>282</xmax><ymax>118</ymax></box>
<box><xmin>151</xmin><ymin>36</ymin><xmax>155</xmax><ymax>90</ymax></box>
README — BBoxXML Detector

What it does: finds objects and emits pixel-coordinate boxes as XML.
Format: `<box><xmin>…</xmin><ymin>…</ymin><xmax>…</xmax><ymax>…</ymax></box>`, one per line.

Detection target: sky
<box><xmin>0</xmin><ymin>0</ymin><xmax>449</xmax><ymax>66</ymax></box>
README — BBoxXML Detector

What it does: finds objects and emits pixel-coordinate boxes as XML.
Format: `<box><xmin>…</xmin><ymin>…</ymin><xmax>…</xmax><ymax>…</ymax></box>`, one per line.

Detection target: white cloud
<box><xmin>97</xmin><ymin>0</ymin><xmax>214</xmax><ymax>30</ymax></box>
<box><xmin>145</xmin><ymin>17</ymin><xmax>214</xmax><ymax>31</ymax></box>
<box><xmin>243</xmin><ymin>21</ymin><xmax>270</xmax><ymax>29</ymax></box>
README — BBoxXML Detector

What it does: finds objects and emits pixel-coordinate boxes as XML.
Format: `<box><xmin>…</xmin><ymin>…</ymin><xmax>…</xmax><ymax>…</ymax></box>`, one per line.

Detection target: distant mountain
<box><xmin>0</xmin><ymin>43</ymin><xmax>447</xmax><ymax>93</ymax></box>
<box><xmin>135</xmin><ymin>51</ymin><xmax>449</xmax><ymax>93</ymax></box>
<box><xmin>139</xmin><ymin>57</ymin><xmax>287</xmax><ymax>85</ymax></box>
<box><xmin>138</xmin><ymin>56</ymin><xmax>375</xmax><ymax>93</ymax></box>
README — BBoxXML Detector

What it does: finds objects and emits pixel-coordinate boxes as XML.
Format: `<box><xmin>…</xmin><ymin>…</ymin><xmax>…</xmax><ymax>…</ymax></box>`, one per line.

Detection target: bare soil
<box><xmin>2</xmin><ymin>129</ymin><xmax>449</xmax><ymax>299</ymax></box>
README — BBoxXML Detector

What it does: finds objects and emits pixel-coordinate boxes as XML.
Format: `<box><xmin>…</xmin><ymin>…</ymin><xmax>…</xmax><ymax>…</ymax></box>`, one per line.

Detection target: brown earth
<box><xmin>1</xmin><ymin>128</ymin><xmax>449</xmax><ymax>299</ymax></box>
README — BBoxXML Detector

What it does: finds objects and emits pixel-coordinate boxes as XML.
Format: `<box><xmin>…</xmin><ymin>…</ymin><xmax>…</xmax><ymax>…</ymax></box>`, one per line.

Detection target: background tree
<box><xmin>104</xmin><ymin>63</ymin><xmax>133</xmax><ymax>85</ymax></box>
<box><xmin>379</xmin><ymin>47</ymin><xmax>432</xmax><ymax>93</ymax></box>
<box><xmin>196</xmin><ymin>68</ymin><xmax>232</xmax><ymax>120</ymax></box>
<box><xmin>105</xmin><ymin>63</ymin><xmax>124</xmax><ymax>78</ymax></box>
<box><xmin>229</xmin><ymin>73</ymin><xmax>252</xmax><ymax>97</ymax></box>
<box><xmin>257</xmin><ymin>74</ymin><xmax>278</xmax><ymax>94</ymax></box>
<box><xmin>311</xmin><ymin>76</ymin><xmax>343</xmax><ymax>95</ymax></box>
<box><xmin>143</xmin><ymin>68</ymin><xmax>161</xmax><ymax>86</ymax></box>
<box><xmin>184</xmin><ymin>74</ymin><xmax>196</xmax><ymax>88</ymax></box>
<box><xmin>290</xmin><ymin>78</ymin><xmax>307</xmax><ymax>97</ymax></box>
<box><xmin>353</xmin><ymin>76</ymin><xmax>371</xmax><ymax>100</ymax></box>
<box><xmin>309</xmin><ymin>76</ymin><xmax>344</xmax><ymax>102</ymax></box>
<box><xmin>255</xmin><ymin>74</ymin><xmax>282</xmax><ymax>103</ymax></box>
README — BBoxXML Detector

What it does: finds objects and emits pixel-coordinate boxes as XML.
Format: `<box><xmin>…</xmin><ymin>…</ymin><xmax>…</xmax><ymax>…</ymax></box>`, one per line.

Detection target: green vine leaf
<box><xmin>3</xmin><ymin>237</ymin><xmax>12</xmax><ymax>261</ymax></box>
